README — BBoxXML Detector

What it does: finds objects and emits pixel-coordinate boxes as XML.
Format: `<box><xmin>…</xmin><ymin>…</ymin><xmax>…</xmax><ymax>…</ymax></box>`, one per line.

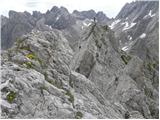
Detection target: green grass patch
<box><xmin>65</xmin><ymin>90</ymin><xmax>74</xmax><ymax>103</ymax></box>
<box><xmin>7</xmin><ymin>91</ymin><xmax>16</xmax><ymax>103</ymax></box>
<box><xmin>23</xmin><ymin>61</ymin><xmax>34</xmax><ymax>69</ymax></box>
<box><xmin>121</xmin><ymin>55</ymin><xmax>131</xmax><ymax>65</ymax></box>
<box><xmin>26</xmin><ymin>53</ymin><xmax>36</xmax><ymax>60</ymax></box>
<box><xmin>75</xmin><ymin>111</ymin><xmax>83</xmax><ymax>119</ymax></box>
<box><xmin>147</xmin><ymin>62</ymin><xmax>156</xmax><ymax>71</ymax></box>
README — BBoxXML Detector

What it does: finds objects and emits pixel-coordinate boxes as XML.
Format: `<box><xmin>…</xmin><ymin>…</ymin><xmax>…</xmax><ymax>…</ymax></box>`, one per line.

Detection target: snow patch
<box><xmin>109</xmin><ymin>19</ymin><xmax>121</xmax><ymax>29</ymax></box>
<box><xmin>123</xmin><ymin>22</ymin><xmax>136</xmax><ymax>31</ymax></box>
<box><xmin>56</xmin><ymin>15</ymin><xmax>61</xmax><ymax>21</ymax></box>
<box><xmin>148</xmin><ymin>10</ymin><xmax>156</xmax><ymax>17</ymax></box>
<box><xmin>128</xmin><ymin>35</ymin><xmax>132</xmax><ymax>41</ymax></box>
<box><xmin>122</xmin><ymin>46</ymin><xmax>129</xmax><ymax>51</ymax></box>
<box><xmin>124</xmin><ymin>22</ymin><xmax>129</xmax><ymax>28</ymax></box>
<box><xmin>139</xmin><ymin>33</ymin><xmax>146</xmax><ymax>39</ymax></box>
<box><xmin>83</xmin><ymin>22</ymin><xmax>91</xmax><ymax>27</ymax></box>
<box><xmin>46</xmin><ymin>25</ymin><xmax>52</xmax><ymax>29</ymax></box>
<box><xmin>81</xmin><ymin>26</ymin><xmax>84</xmax><ymax>30</ymax></box>
<box><xmin>121</xmin><ymin>39</ymin><xmax>137</xmax><ymax>51</ymax></box>
<box><xmin>143</xmin><ymin>10</ymin><xmax>155</xmax><ymax>19</ymax></box>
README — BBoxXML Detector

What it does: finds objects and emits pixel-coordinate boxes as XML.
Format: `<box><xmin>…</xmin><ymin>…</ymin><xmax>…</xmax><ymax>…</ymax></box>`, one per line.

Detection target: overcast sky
<box><xmin>0</xmin><ymin>0</ymin><xmax>134</xmax><ymax>18</ymax></box>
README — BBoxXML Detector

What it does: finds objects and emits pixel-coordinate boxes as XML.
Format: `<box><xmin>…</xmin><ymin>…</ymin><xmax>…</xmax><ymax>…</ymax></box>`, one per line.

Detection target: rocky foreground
<box><xmin>1</xmin><ymin>22</ymin><xmax>159</xmax><ymax>118</ymax></box>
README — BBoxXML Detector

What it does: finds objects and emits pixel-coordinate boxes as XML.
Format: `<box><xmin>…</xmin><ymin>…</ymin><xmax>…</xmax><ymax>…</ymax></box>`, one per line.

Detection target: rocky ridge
<box><xmin>1</xmin><ymin>21</ymin><xmax>159</xmax><ymax>118</ymax></box>
<box><xmin>1</xmin><ymin>1</ymin><xmax>159</xmax><ymax>119</ymax></box>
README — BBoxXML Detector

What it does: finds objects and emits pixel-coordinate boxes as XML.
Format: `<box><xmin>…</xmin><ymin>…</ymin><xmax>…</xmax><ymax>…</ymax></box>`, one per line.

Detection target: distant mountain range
<box><xmin>1</xmin><ymin>7</ymin><xmax>110</xmax><ymax>50</ymax></box>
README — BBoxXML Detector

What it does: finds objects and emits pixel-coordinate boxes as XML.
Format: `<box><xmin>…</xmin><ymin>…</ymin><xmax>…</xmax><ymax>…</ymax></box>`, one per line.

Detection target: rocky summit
<box><xmin>0</xmin><ymin>1</ymin><xmax>159</xmax><ymax>119</ymax></box>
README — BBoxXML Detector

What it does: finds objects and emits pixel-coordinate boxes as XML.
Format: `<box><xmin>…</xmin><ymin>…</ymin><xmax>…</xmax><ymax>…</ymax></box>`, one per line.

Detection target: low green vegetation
<box><xmin>26</xmin><ymin>51</ymin><xmax>44</xmax><ymax>68</ymax></box>
<box><xmin>147</xmin><ymin>62</ymin><xmax>156</xmax><ymax>71</ymax></box>
<box><xmin>144</xmin><ymin>86</ymin><xmax>153</xmax><ymax>98</ymax></box>
<box><xmin>23</xmin><ymin>61</ymin><xmax>34</xmax><ymax>69</ymax></box>
<box><xmin>7</xmin><ymin>91</ymin><xmax>16</xmax><ymax>103</ymax></box>
<box><xmin>75</xmin><ymin>111</ymin><xmax>83</xmax><ymax>119</ymax></box>
<box><xmin>121</xmin><ymin>54</ymin><xmax>131</xmax><ymax>65</ymax></box>
<box><xmin>26</xmin><ymin>53</ymin><xmax>36</xmax><ymax>60</ymax></box>
<box><xmin>65</xmin><ymin>90</ymin><xmax>74</xmax><ymax>103</ymax></box>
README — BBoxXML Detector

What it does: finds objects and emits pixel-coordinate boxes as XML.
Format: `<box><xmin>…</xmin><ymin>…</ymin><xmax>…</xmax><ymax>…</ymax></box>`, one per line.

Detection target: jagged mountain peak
<box><xmin>1</xmin><ymin>6</ymin><xmax>110</xmax><ymax>50</ymax></box>
<box><xmin>72</xmin><ymin>9</ymin><xmax>110</xmax><ymax>23</ymax></box>
<box><xmin>116</xmin><ymin>1</ymin><xmax>159</xmax><ymax>21</ymax></box>
<box><xmin>1</xmin><ymin>1</ymin><xmax>159</xmax><ymax>119</ymax></box>
<box><xmin>109</xmin><ymin>1</ymin><xmax>158</xmax><ymax>63</ymax></box>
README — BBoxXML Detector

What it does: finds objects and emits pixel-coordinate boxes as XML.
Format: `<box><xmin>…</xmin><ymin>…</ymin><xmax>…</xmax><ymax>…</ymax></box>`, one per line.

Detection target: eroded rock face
<box><xmin>1</xmin><ymin>28</ymin><xmax>124</xmax><ymax>119</ymax></box>
<box><xmin>1</xmin><ymin>2</ymin><xmax>159</xmax><ymax>118</ymax></box>
<box><xmin>70</xmin><ymin>23</ymin><xmax>158</xmax><ymax>118</ymax></box>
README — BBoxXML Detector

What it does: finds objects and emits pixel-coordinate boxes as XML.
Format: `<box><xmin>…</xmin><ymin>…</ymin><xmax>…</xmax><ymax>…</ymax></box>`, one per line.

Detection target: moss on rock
<box><xmin>7</xmin><ymin>91</ymin><xmax>16</xmax><ymax>103</ymax></box>
<box><xmin>121</xmin><ymin>54</ymin><xmax>131</xmax><ymax>65</ymax></box>
<box><xmin>65</xmin><ymin>90</ymin><xmax>74</xmax><ymax>103</ymax></box>
<box><xmin>75</xmin><ymin>111</ymin><xmax>83</xmax><ymax>119</ymax></box>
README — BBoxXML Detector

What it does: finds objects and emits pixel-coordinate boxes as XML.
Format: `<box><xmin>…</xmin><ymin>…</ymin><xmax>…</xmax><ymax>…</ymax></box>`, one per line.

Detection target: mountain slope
<box><xmin>1</xmin><ymin>1</ymin><xmax>159</xmax><ymax>119</ymax></box>
<box><xmin>1</xmin><ymin>25</ymin><xmax>123</xmax><ymax>118</ymax></box>
<box><xmin>1</xmin><ymin>22</ymin><xmax>159</xmax><ymax>118</ymax></box>
<box><xmin>109</xmin><ymin>1</ymin><xmax>159</xmax><ymax>62</ymax></box>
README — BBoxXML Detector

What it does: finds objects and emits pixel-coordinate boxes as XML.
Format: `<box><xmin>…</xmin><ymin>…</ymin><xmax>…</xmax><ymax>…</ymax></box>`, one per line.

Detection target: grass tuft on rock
<box><xmin>75</xmin><ymin>111</ymin><xmax>83</xmax><ymax>119</ymax></box>
<box><xmin>23</xmin><ymin>61</ymin><xmax>34</xmax><ymax>69</ymax></box>
<box><xmin>65</xmin><ymin>90</ymin><xmax>74</xmax><ymax>103</ymax></box>
<box><xmin>26</xmin><ymin>53</ymin><xmax>36</xmax><ymax>60</ymax></box>
<box><xmin>121</xmin><ymin>54</ymin><xmax>131</xmax><ymax>65</ymax></box>
<box><xmin>7</xmin><ymin>91</ymin><xmax>16</xmax><ymax>103</ymax></box>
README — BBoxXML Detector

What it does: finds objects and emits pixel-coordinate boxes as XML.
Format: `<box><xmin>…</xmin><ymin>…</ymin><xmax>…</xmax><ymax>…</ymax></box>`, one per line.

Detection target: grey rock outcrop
<box><xmin>70</xmin><ymin>23</ymin><xmax>158</xmax><ymax>118</ymax></box>
<box><xmin>1</xmin><ymin>1</ymin><xmax>159</xmax><ymax>119</ymax></box>
<box><xmin>1</xmin><ymin>21</ymin><xmax>158</xmax><ymax>118</ymax></box>
<box><xmin>1</xmin><ymin>27</ymin><xmax>123</xmax><ymax>118</ymax></box>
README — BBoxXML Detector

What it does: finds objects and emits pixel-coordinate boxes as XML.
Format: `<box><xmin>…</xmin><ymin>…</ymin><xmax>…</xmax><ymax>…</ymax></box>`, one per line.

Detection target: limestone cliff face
<box><xmin>1</xmin><ymin>22</ymin><xmax>158</xmax><ymax>118</ymax></box>
<box><xmin>70</xmin><ymin>23</ymin><xmax>159</xmax><ymax>118</ymax></box>
<box><xmin>1</xmin><ymin>27</ymin><xmax>122</xmax><ymax>119</ymax></box>
<box><xmin>1</xmin><ymin>1</ymin><xmax>159</xmax><ymax>119</ymax></box>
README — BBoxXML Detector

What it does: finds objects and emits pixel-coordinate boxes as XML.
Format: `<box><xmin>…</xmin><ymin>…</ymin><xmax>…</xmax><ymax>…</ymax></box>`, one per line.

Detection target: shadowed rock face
<box><xmin>1</xmin><ymin>1</ymin><xmax>159</xmax><ymax>119</ymax></box>
<box><xmin>1</xmin><ymin>11</ymin><xmax>35</xmax><ymax>49</ymax></box>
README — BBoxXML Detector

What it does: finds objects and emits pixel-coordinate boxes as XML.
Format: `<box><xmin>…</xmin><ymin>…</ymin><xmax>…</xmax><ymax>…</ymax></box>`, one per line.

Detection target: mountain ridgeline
<box><xmin>1</xmin><ymin>7</ymin><xmax>110</xmax><ymax>50</ymax></box>
<box><xmin>1</xmin><ymin>1</ymin><xmax>159</xmax><ymax>119</ymax></box>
